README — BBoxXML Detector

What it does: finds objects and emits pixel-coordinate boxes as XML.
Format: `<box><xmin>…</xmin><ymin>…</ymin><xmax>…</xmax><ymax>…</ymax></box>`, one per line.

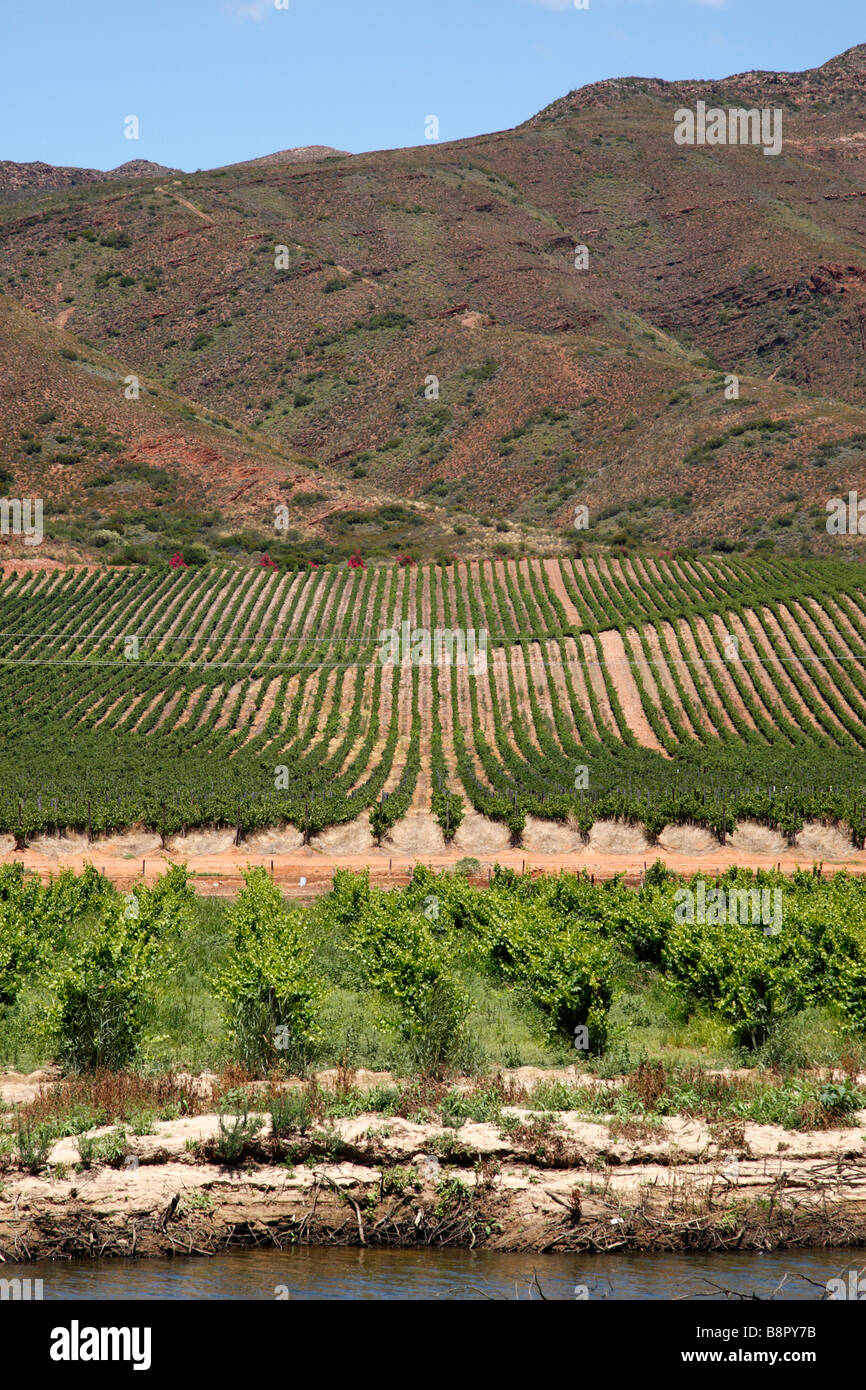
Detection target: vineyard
<box><xmin>2</xmin><ymin>553</ymin><xmax>866</xmax><ymax>849</ymax></box>
<box><xmin>2</xmin><ymin>862</ymin><xmax>866</xmax><ymax>1078</ymax></box>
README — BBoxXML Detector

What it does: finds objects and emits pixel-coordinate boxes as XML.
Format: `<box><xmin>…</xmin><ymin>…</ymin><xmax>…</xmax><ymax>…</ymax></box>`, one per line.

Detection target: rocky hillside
<box><xmin>1</xmin><ymin>46</ymin><xmax>865</xmax><ymax>562</ymax></box>
<box><xmin>0</xmin><ymin>159</ymin><xmax>179</xmax><ymax>197</ymax></box>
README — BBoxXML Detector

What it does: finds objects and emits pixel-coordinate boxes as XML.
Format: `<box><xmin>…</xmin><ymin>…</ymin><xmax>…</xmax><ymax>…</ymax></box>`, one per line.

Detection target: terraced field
<box><xmin>3</xmin><ymin>554</ymin><xmax>866</xmax><ymax>850</ymax></box>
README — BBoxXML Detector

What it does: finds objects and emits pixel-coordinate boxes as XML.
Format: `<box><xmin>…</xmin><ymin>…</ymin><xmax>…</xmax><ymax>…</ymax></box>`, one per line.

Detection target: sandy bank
<box><xmin>2</xmin><ymin>1071</ymin><xmax>864</xmax><ymax>1261</ymax></box>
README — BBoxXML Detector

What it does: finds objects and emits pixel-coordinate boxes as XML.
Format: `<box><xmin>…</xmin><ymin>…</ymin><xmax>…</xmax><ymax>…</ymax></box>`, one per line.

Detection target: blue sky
<box><xmin>2</xmin><ymin>0</ymin><xmax>862</xmax><ymax>170</ymax></box>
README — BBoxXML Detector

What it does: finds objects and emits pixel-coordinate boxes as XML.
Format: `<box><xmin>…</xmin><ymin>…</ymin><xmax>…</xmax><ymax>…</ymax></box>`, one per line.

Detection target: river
<box><xmin>8</xmin><ymin>1247</ymin><xmax>863</xmax><ymax>1300</ymax></box>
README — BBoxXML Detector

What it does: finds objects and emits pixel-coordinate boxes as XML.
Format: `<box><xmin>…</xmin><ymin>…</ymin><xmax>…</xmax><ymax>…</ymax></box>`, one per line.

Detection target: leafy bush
<box><xmin>360</xmin><ymin>311</ymin><xmax>413</xmax><ymax>331</ymax></box>
<box><xmin>46</xmin><ymin>919</ymin><xmax>157</xmax><ymax>1072</ymax></box>
<box><xmin>16</xmin><ymin>1117</ymin><xmax>54</xmax><ymax>1172</ymax></box>
<box><xmin>75</xmin><ymin>1126</ymin><xmax>129</xmax><ymax>1169</ymax></box>
<box><xmin>0</xmin><ymin>863</ymin><xmax>115</xmax><ymax>1006</ymax></box>
<box><xmin>817</xmin><ymin>1079</ymin><xmax>860</xmax><ymax>1116</ymax></box>
<box><xmin>0</xmin><ymin>894</ymin><xmax>43</xmax><ymax>1005</ymax></box>
<box><xmin>44</xmin><ymin>869</ymin><xmax>191</xmax><ymax>1072</ymax></box>
<box><xmin>99</xmin><ymin>230</ymin><xmax>131</xmax><ymax>249</ymax></box>
<box><xmin>349</xmin><ymin>893</ymin><xmax>471</xmax><ymax>1076</ymax></box>
<box><xmin>439</xmin><ymin>1085</ymin><xmax>502</xmax><ymax>1128</ymax></box>
<box><xmin>453</xmin><ymin>858</ymin><xmax>481</xmax><ymax>878</ymax></box>
<box><xmin>214</xmin><ymin>869</ymin><xmax>324</xmax><ymax>1075</ymax></box>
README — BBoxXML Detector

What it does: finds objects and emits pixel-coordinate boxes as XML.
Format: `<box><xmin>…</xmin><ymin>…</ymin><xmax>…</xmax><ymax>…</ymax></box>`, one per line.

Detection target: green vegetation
<box><xmin>1</xmin><ymin>864</ymin><xmax>865</xmax><ymax>1100</ymax></box>
<box><xmin>685</xmin><ymin>417</ymin><xmax>795</xmax><ymax>466</ymax></box>
<box><xmin>1</xmin><ymin>556</ymin><xmax>866</xmax><ymax>841</ymax></box>
<box><xmin>214</xmin><ymin>870</ymin><xmax>324</xmax><ymax>1074</ymax></box>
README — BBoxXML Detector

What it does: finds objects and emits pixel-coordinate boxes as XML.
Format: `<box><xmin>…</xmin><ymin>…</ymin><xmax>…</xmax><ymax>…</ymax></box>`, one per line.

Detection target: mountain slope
<box><xmin>0</xmin><ymin>293</ymin><xmax>479</xmax><ymax>564</ymax></box>
<box><xmin>1</xmin><ymin>47</ymin><xmax>866</xmax><ymax>559</ymax></box>
<box><xmin>0</xmin><ymin>159</ymin><xmax>180</xmax><ymax>199</ymax></box>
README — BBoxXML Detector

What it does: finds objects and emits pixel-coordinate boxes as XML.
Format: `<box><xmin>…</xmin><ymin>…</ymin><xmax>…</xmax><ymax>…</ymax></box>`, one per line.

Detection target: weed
<box><xmin>16</xmin><ymin>1117</ymin><xmax>54</xmax><ymax>1172</ymax></box>
<box><xmin>381</xmin><ymin>1166</ymin><xmax>420</xmax><ymax>1197</ymax></box>
<box><xmin>435</xmin><ymin>1175</ymin><xmax>469</xmax><ymax>1215</ymax></box>
<box><xmin>214</xmin><ymin>1106</ymin><xmax>263</xmax><ymax>1165</ymax></box>
<box><xmin>269</xmin><ymin>1087</ymin><xmax>313</xmax><ymax>1137</ymax></box>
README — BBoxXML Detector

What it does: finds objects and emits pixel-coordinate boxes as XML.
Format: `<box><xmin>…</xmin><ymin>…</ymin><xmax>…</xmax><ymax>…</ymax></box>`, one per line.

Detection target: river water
<box><xmin>9</xmin><ymin>1247</ymin><xmax>863</xmax><ymax>1300</ymax></box>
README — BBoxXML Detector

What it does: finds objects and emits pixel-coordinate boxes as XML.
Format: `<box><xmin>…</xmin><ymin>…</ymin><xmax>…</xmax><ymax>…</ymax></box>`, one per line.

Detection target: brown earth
<box><xmin>5</xmin><ymin>813</ymin><xmax>865</xmax><ymax>897</ymax></box>
<box><xmin>0</xmin><ymin>159</ymin><xmax>179</xmax><ymax>196</ymax></box>
<box><xmin>597</xmin><ymin>628</ymin><xmax>664</xmax><ymax>751</ymax></box>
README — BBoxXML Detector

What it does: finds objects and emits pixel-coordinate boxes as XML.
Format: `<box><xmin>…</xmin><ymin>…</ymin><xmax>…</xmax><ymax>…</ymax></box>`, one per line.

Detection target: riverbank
<box><xmin>2</xmin><ymin>1068</ymin><xmax>865</xmax><ymax>1262</ymax></box>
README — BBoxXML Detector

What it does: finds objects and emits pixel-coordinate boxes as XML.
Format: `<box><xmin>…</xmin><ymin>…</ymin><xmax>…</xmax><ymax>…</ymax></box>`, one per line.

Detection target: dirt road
<box><xmin>4</xmin><ymin>838</ymin><xmax>864</xmax><ymax>897</ymax></box>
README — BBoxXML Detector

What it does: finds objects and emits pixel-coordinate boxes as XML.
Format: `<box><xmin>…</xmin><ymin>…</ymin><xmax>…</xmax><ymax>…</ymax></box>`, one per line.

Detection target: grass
<box><xmin>75</xmin><ymin>1126</ymin><xmax>129</xmax><ymax>1170</ymax></box>
<box><xmin>269</xmin><ymin>1086</ymin><xmax>313</xmax><ymax>1136</ymax></box>
<box><xmin>15</xmin><ymin>1117</ymin><xmax>54</xmax><ymax>1172</ymax></box>
<box><xmin>495</xmin><ymin>1064</ymin><xmax>866</xmax><ymax>1132</ymax></box>
<box><xmin>214</xmin><ymin>1107</ymin><xmax>262</xmax><ymax>1165</ymax></box>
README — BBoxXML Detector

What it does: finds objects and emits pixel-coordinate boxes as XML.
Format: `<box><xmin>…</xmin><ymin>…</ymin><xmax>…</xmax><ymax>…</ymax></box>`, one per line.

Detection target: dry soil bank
<box><xmin>1</xmin><ymin>1069</ymin><xmax>864</xmax><ymax>1261</ymax></box>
